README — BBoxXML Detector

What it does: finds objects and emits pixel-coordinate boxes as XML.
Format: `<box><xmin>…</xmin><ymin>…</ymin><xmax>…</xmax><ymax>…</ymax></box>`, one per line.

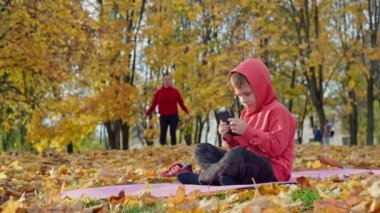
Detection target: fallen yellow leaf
<box><xmin>0</xmin><ymin>171</ymin><xmax>7</xmax><ymax>179</ymax></box>
<box><xmin>311</xmin><ymin>160</ymin><xmax>322</xmax><ymax>169</ymax></box>
<box><xmin>168</xmin><ymin>184</ymin><xmax>186</xmax><ymax>205</ymax></box>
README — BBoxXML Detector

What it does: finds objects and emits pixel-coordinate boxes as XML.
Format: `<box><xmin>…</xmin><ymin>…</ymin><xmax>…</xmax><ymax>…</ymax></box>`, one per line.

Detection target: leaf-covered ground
<box><xmin>1</xmin><ymin>143</ymin><xmax>380</xmax><ymax>212</ymax></box>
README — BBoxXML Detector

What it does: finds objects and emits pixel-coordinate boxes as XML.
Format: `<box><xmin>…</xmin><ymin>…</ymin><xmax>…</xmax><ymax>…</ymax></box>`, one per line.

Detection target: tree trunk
<box><xmin>196</xmin><ymin>115</ymin><xmax>206</xmax><ymax>144</ymax></box>
<box><xmin>215</xmin><ymin>110</ymin><xmax>222</xmax><ymax>147</ymax></box>
<box><xmin>366</xmin><ymin>72</ymin><xmax>374</xmax><ymax>145</ymax></box>
<box><xmin>105</xmin><ymin>121</ymin><xmax>115</xmax><ymax>149</ymax></box>
<box><xmin>288</xmin><ymin>69</ymin><xmax>296</xmax><ymax>112</ymax></box>
<box><xmin>2</xmin><ymin>134</ymin><xmax>6</xmax><ymax>151</ymax></box>
<box><xmin>307</xmin><ymin>66</ymin><xmax>327</xmax><ymax>134</ymax></box>
<box><xmin>205</xmin><ymin>114</ymin><xmax>210</xmax><ymax>144</ymax></box>
<box><xmin>194</xmin><ymin>116</ymin><xmax>199</xmax><ymax>144</ymax></box>
<box><xmin>121</xmin><ymin>122</ymin><xmax>129</xmax><ymax>150</ymax></box>
<box><xmin>184</xmin><ymin>134</ymin><xmax>191</xmax><ymax>145</ymax></box>
<box><xmin>314</xmin><ymin>1</ymin><xmax>325</xmax><ymax>130</ymax></box>
<box><xmin>183</xmin><ymin>118</ymin><xmax>193</xmax><ymax>146</ymax></box>
<box><xmin>366</xmin><ymin>0</ymin><xmax>379</xmax><ymax>145</ymax></box>
<box><xmin>348</xmin><ymin>91</ymin><xmax>358</xmax><ymax>145</ymax></box>
<box><xmin>97</xmin><ymin>1</ymin><xmax>145</xmax><ymax>150</ymax></box>
<box><xmin>67</xmin><ymin>142</ymin><xmax>74</xmax><ymax>153</ymax></box>
<box><xmin>287</xmin><ymin>0</ymin><xmax>327</xmax><ymax>136</ymax></box>
<box><xmin>104</xmin><ymin>120</ymin><xmax>129</xmax><ymax>150</ymax></box>
<box><xmin>366</xmin><ymin>40</ymin><xmax>377</xmax><ymax>145</ymax></box>
<box><xmin>296</xmin><ymin>119</ymin><xmax>304</xmax><ymax>144</ymax></box>
<box><xmin>309</xmin><ymin>116</ymin><xmax>315</xmax><ymax>130</ymax></box>
<box><xmin>296</xmin><ymin>98</ymin><xmax>309</xmax><ymax>144</ymax></box>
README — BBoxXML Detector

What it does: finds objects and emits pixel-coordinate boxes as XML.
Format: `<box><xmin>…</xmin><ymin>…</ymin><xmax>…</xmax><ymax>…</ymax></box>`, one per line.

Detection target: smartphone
<box><xmin>217</xmin><ymin>110</ymin><xmax>238</xmax><ymax>136</ymax></box>
<box><xmin>217</xmin><ymin>110</ymin><xmax>233</xmax><ymax>124</ymax></box>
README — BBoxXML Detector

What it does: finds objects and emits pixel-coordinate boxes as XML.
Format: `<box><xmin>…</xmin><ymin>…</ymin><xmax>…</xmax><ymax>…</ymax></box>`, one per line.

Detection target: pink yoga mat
<box><xmin>61</xmin><ymin>169</ymin><xmax>380</xmax><ymax>199</ymax></box>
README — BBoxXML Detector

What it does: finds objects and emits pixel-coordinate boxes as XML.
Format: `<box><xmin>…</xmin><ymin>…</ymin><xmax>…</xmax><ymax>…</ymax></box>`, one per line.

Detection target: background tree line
<box><xmin>0</xmin><ymin>0</ymin><xmax>379</xmax><ymax>152</ymax></box>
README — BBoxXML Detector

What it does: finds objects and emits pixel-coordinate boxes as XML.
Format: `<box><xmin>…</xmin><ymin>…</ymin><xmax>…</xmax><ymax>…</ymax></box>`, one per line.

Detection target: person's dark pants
<box><xmin>194</xmin><ymin>143</ymin><xmax>276</xmax><ymax>185</ymax></box>
<box><xmin>159</xmin><ymin>115</ymin><xmax>179</xmax><ymax>145</ymax></box>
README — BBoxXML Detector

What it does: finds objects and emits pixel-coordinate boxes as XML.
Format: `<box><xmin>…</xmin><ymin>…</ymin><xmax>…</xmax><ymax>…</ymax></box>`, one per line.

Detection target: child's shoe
<box><xmin>160</xmin><ymin>163</ymin><xmax>193</xmax><ymax>177</ymax></box>
<box><xmin>178</xmin><ymin>171</ymin><xmax>222</xmax><ymax>185</ymax></box>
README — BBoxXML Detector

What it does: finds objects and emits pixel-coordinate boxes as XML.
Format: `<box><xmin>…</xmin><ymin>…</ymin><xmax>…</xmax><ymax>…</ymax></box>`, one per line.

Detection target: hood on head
<box><xmin>229</xmin><ymin>58</ymin><xmax>277</xmax><ymax>112</ymax></box>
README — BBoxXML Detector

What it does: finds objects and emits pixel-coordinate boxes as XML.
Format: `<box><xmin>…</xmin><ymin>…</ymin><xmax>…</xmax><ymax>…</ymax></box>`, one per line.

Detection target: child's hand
<box><xmin>228</xmin><ymin>118</ymin><xmax>247</xmax><ymax>135</ymax></box>
<box><xmin>218</xmin><ymin>122</ymin><xmax>231</xmax><ymax>136</ymax></box>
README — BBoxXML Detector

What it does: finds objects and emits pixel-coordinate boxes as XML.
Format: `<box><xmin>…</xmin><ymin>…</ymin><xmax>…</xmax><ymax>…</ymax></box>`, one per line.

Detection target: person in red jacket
<box><xmin>145</xmin><ymin>74</ymin><xmax>189</xmax><ymax>146</ymax></box>
<box><xmin>179</xmin><ymin>59</ymin><xmax>296</xmax><ymax>185</ymax></box>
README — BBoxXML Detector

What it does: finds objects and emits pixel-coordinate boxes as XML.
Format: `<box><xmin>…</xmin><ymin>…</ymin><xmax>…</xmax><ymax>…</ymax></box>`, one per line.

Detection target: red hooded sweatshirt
<box><xmin>227</xmin><ymin>59</ymin><xmax>296</xmax><ymax>181</ymax></box>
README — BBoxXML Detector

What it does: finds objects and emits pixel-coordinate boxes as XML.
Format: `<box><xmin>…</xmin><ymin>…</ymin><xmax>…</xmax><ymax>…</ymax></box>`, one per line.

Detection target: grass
<box><xmin>122</xmin><ymin>203</ymin><xmax>164</xmax><ymax>213</ymax></box>
<box><xmin>83</xmin><ymin>199</ymin><xmax>103</xmax><ymax>208</ymax></box>
<box><xmin>291</xmin><ymin>188</ymin><xmax>321</xmax><ymax>211</ymax></box>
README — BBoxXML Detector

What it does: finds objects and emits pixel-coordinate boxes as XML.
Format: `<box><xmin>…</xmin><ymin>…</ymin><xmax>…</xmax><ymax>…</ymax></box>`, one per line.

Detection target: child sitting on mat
<box><xmin>178</xmin><ymin>58</ymin><xmax>296</xmax><ymax>185</ymax></box>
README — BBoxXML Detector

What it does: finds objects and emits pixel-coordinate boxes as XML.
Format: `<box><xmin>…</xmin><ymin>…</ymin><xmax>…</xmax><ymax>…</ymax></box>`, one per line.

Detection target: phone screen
<box><xmin>217</xmin><ymin>110</ymin><xmax>232</xmax><ymax>124</ymax></box>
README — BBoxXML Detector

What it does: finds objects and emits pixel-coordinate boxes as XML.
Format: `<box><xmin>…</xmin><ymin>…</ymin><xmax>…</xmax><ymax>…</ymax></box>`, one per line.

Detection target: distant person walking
<box><xmin>323</xmin><ymin>121</ymin><xmax>333</xmax><ymax>145</ymax></box>
<box><xmin>145</xmin><ymin>74</ymin><xmax>189</xmax><ymax>145</ymax></box>
<box><xmin>313</xmin><ymin>127</ymin><xmax>322</xmax><ymax>142</ymax></box>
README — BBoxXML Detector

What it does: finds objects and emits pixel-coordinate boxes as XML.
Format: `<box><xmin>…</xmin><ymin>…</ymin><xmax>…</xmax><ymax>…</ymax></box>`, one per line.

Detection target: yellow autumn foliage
<box><xmin>1</xmin><ymin>0</ymin><xmax>379</xmax><ymax>150</ymax></box>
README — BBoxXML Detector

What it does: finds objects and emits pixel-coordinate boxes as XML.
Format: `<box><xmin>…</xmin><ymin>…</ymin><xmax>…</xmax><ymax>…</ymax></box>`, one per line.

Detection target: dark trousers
<box><xmin>159</xmin><ymin>115</ymin><xmax>179</xmax><ymax>145</ymax></box>
<box><xmin>195</xmin><ymin>143</ymin><xmax>276</xmax><ymax>185</ymax></box>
